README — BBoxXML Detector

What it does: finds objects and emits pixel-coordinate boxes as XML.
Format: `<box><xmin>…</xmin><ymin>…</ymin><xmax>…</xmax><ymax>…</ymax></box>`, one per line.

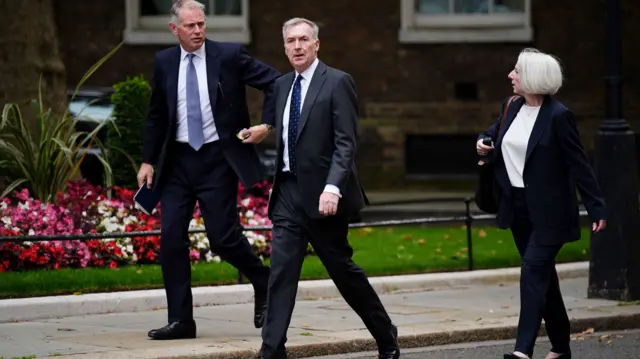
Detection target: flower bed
<box><xmin>0</xmin><ymin>180</ymin><xmax>273</xmax><ymax>272</ymax></box>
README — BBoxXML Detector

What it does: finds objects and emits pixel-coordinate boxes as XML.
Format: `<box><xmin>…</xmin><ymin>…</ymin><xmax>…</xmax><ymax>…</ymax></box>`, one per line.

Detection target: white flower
<box><xmin>242</xmin><ymin>198</ymin><xmax>251</xmax><ymax>207</ymax></box>
<box><xmin>18</xmin><ymin>202</ymin><xmax>29</xmax><ymax>210</ymax></box>
<box><xmin>103</xmin><ymin>221</ymin><xmax>120</xmax><ymax>233</ymax></box>
<box><xmin>0</xmin><ymin>202</ymin><xmax>7</xmax><ymax>210</ymax></box>
<box><xmin>245</xmin><ymin>210</ymin><xmax>254</xmax><ymax>218</ymax></box>
<box><xmin>82</xmin><ymin>211</ymin><xmax>87</xmax><ymax>217</ymax></box>
<box><xmin>1</xmin><ymin>216</ymin><xmax>11</xmax><ymax>225</ymax></box>
<box><xmin>28</xmin><ymin>229</ymin><xmax>35</xmax><ymax>235</ymax></box>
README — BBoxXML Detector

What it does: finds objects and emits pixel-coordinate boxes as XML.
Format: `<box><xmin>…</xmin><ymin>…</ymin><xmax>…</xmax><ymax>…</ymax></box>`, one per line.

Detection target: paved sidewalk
<box><xmin>2</xmin><ymin>275</ymin><xmax>639</xmax><ymax>359</ymax></box>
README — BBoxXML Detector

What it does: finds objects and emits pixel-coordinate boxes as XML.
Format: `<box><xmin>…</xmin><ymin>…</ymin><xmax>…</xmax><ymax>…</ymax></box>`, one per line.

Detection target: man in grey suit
<box><xmin>241</xmin><ymin>17</ymin><xmax>400</xmax><ymax>359</ymax></box>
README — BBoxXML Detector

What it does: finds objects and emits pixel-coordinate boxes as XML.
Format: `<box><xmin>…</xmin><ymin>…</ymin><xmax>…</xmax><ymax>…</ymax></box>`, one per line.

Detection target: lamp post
<box><xmin>588</xmin><ymin>0</ymin><xmax>640</xmax><ymax>301</ymax></box>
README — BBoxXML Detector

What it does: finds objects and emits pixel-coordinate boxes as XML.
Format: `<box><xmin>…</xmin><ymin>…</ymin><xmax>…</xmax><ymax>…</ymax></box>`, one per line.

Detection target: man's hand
<box><xmin>238</xmin><ymin>124</ymin><xmax>270</xmax><ymax>144</ymax></box>
<box><xmin>137</xmin><ymin>163</ymin><xmax>154</xmax><ymax>188</ymax></box>
<box><xmin>319</xmin><ymin>192</ymin><xmax>340</xmax><ymax>216</ymax></box>
<box><xmin>592</xmin><ymin>219</ymin><xmax>607</xmax><ymax>232</ymax></box>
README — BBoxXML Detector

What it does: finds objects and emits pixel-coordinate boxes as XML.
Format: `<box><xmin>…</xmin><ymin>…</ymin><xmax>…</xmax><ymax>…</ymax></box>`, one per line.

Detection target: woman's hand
<box><xmin>476</xmin><ymin>139</ymin><xmax>494</xmax><ymax>156</ymax></box>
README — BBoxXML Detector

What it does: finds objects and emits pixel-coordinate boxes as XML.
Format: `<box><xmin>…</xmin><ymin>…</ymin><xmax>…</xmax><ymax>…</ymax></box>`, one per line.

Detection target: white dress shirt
<box><xmin>281</xmin><ymin>58</ymin><xmax>340</xmax><ymax>197</ymax></box>
<box><xmin>501</xmin><ymin>104</ymin><xmax>541</xmax><ymax>188</ymax></box>
<box><xmin>176</xmin><ymin>43</ymin><xmax>218</xmax><ymax>144</ymax></box>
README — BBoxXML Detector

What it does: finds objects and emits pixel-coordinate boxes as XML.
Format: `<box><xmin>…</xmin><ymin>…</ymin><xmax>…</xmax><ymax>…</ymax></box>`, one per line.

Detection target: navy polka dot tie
<box><xmin>288</xmin><ymin>74</ymin><xmax>303</xmax><ymax>174</ymax></box>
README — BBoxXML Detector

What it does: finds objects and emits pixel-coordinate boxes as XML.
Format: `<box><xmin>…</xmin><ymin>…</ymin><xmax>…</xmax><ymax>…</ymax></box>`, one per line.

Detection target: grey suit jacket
<box><xmin>267</xmin><ymin>60</ymin><xmax>368</xmax><ymax>220</ymax></box>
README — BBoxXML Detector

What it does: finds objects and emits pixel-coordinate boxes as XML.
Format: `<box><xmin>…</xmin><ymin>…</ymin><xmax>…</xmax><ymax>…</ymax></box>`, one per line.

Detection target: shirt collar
<box><xmin>296</xmin><ymin>58</ymin><xmax>319</xmax><ymax>81</ymax></box>
<box><xmin>180</xmin><ymin>42</ymin><xmax>206</xmax><ymax>60</ymax></box>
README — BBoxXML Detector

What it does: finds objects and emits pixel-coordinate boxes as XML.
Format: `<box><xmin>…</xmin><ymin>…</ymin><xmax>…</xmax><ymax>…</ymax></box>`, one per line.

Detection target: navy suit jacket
<box><xmin>142</xmin><ymin>39</ymin><xmax>281</xmax><ymax>191</ymax></box>
<box><xmin>480</xmin><ymin>95</ymin><xmax>607</xmax><ymax>244</ymax></box>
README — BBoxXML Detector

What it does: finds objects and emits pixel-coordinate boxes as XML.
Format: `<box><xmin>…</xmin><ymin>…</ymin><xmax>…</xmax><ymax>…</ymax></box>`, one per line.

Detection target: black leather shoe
<box><xmin>254</xmin><ymin>290</ymin><xmax>267</xmax><ymax>328</ymax></box>
<box><xmin>148</xmin><ymin>321</ymin><xmax>196</xmax><ymax>340</ymax></box>
<box><xmin>378</xmin><ymin>324</ymin><xmax>400</xmax><ymax>359</ymax></box>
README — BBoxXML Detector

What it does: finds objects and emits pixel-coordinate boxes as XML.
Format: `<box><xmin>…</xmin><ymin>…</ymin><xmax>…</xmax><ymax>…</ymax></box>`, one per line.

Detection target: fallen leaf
<box><xmin>300</xmin><ymin>332</ymin><xmax>313</xmax><ymax>336</ymax></box>
<box><xmin>73</xmin><ymin>291</ymin><xmax>83</xmax><ymax>296</ymax></box>
<box><xmin>403</xmin><ymin>234</ymin><xmax>413</xmax><ymax>241</ymax></box>
<box><xmin>137</xmin><ymin>269</ymin><xmax>144</xmax><ymax>274</ymax></box>
<box><xmin>435</xmin><ymin>248</ymin><xmax>442</xmax><ymax>253</ymax></box>
<box><xmin>501</xmin><ymin>305</ymin><xmax>510</xmax><ymax>309</ymax></box>
<box><xmin>478</xmin><ymin>230</ymin><xmax>487</xmax><ymax>238</ymax></box>
<box><xmin>417</xmin><ymin>239</ymin><xmax>425</xmax><ymax>245</ymax></box>
<box><xmin>582</xmin><ymin>328</ymin><xmax>595</xmax><ymax>335</ymax></box>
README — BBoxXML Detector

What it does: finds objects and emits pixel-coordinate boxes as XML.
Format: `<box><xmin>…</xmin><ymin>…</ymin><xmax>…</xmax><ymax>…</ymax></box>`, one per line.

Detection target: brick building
<box><xmin>53</xmin><ymin>0</ymin><xmax>640</xmax><ymax>190</ymax></box>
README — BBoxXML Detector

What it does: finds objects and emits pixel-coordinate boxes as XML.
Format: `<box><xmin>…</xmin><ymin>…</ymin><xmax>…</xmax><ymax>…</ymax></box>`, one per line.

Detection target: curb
<box><xmin>38</xmin><ymin>311</ymin><xmax>640</xmax><ymax>359</ymax></box>
<box><xmin>284</xmin><ymin>312</ymin><xmax>640</xmax><ymax>359</ymax></box>
<box><xmin>1</xmin><ymin>261</ymin><xmax>588</xmax><ymax>323</ymax></box>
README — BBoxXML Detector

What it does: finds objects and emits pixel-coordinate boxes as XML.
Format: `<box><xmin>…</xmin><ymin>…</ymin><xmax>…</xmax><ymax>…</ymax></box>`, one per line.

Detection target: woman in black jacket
<box><xmin>476</xmin><ymin>48</ymin><xmax>607</xmax><ymax>359</ymax></box>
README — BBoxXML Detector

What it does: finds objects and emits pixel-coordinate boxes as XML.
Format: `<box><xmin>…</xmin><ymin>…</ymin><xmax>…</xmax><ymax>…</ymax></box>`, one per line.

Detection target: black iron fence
<box><xmin>0</xmin><ymin>197</ymin><xmax>589</xmax><ymax>283</ymax></box>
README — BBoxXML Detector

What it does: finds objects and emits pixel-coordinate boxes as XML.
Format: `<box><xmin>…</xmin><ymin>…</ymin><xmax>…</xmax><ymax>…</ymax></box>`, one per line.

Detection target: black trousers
<box><xmin>159</xmin><ymin>141</ymin><xmax>270</xmax><ymax>323</ymax></box>
<box><xmin>510</xmin><ymin>187</ymin><xmax>570</xmax><ymax>357</ymax></box>
<box><xmin>260</xmin><ymin>174</ymin><xmax>395</xmax><ymax>358</ymax></box>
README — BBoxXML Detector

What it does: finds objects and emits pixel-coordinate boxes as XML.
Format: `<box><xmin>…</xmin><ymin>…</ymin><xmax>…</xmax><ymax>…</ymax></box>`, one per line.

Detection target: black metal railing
<box><xmin>0</xmin><ymin>197</ymin><xmax>589</xmax><ymax>283</ymax></box>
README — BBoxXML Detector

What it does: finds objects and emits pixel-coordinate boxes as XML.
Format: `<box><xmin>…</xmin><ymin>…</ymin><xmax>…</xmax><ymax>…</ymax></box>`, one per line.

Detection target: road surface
<box><xmin>309</xmin><ymin>329</ymin><xmax>640</xmax><ymax>359</ymax></box>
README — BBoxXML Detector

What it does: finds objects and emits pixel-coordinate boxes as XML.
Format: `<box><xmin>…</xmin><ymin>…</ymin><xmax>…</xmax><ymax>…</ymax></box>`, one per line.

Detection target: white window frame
<box><xmin>123</xmin><ymin>0</ymin><xmax>251</xmax><ymax>45</ymax></box>
<box><xmin>399</xmin><ymin>0</ymin><xmax>533</xmax><ymax>43</ymax></box>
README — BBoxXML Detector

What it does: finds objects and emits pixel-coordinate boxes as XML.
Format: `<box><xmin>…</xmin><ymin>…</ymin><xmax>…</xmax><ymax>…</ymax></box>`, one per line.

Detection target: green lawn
<box><xmin>0</xmin><ymin>225</ymin><xmax>591</xmax><ymax>299</ymax></box>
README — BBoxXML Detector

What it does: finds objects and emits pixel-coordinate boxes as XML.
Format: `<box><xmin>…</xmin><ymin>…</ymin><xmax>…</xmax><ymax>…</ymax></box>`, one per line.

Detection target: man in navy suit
<box><xmin>136</xmin><ymin>0</ymin><xmax>280</xmax><ymax>340</ymax></box>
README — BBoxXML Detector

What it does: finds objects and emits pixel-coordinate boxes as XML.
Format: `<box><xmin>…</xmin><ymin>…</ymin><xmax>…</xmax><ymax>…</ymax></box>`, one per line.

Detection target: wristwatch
<box><xmin>263</xmin><ymin>124</ymin><xmax>274</xmax><ymax>132</ymax></box>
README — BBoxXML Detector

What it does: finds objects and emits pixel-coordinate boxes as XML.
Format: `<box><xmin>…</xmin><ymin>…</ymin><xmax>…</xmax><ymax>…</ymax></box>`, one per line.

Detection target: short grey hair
<box><xmin>516</xmin><ymin>48</ymin><xmax>564</xmax><ymax>95</ymax></box>
<box><xmin>282</xmin><ymin>17</ymin><xmax>319</xmax><ymax>41</ymax></box>
<box><xmin>170</xmin><ymin>0</ymin><xmax>206</xmax><ymax>24</ymax></box>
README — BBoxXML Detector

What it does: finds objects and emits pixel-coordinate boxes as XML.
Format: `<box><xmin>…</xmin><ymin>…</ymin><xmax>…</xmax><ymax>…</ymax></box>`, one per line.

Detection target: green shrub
<box><xmin>0</xmin><ymin>42</ymin><xmax>122</xmax><ymax>202</ymax></box>
<box><xmin>108</xmin><ymin>75</ymin><xmax>151</xmax><ymax>189</ymax></box>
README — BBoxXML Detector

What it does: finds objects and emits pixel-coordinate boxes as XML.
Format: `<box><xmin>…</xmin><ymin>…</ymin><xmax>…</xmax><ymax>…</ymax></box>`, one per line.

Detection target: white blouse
<box><xmin>501</xmin><ymin>104</ymin><xmax>541</xmax><ymax>188</ymax></box>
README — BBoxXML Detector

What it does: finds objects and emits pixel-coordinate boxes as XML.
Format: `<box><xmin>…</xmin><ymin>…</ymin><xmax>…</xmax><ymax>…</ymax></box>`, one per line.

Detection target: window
<box><xmin>399</xmin><ymin>0</ymin><xmax>532</xmax><ymax>43</ymax></box>
<box><xmin>124</xmin><ymin>0</ymin><xmax>250</xmax><ymax>45</ymax></box>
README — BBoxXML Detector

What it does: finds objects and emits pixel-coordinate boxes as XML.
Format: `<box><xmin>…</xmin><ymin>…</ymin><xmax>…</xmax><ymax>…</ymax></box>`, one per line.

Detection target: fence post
<box><xmin>464</xmin><ymin>197</ymin><xmax>474</xmax><ymax>271</ymax></box>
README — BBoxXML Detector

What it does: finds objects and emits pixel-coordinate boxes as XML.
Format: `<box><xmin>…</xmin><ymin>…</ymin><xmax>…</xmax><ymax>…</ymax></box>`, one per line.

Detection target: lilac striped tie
<box><xmin>186</xmin><ymin>53</ymin><xmax>204</xmax><ymax>150</ymax></box>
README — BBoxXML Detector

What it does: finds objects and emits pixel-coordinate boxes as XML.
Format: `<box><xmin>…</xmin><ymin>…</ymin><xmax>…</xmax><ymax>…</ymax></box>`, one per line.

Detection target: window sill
<box><xmin>123</xmin><ymin>28</ymin><xmax>251</xmax><ymax>45</ymax></box>
<box><xmin>399</xmin><ymin>26</ymin><xmax>533</xmax><ymax>44</ymax></box>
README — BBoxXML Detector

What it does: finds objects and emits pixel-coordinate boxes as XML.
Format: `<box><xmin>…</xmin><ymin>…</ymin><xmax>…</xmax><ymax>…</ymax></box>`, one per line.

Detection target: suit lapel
<box><xmin>275</xmin><ymin>72</ymin><xmax>294</xmax><ymax>152</ymax></box>
<box><xmin>204</xmin><ymin>40</ymin><xmax>221</xmax><ymax>113</ymax></box>
<box><xmin>166</xmin><ymin>47</ymin><xmax>181</xmax><ymax>125</ymax></box>
<box><xmin>524</xmin><ymin>95</ymin><xmax>553</xmax><ymax>163</ymax></box>
<box><xmin>495</xmin><ymin>96</ymin><xmax>523</xmax><ymax>158</ymax></box>
<box><xmin>297</xmin><ymin>62</ymin><xmax>327</xmax><ymax>141</ymax></box>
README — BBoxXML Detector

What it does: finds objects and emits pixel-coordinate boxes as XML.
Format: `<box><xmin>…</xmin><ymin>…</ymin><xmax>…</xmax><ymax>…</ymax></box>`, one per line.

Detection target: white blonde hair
<box><xmin>516</xmin><ymin>48</ymin><xmax>564</xmax><ymax>95</ymax></box>
<box><xmin>170</xmin><ymin>0</ymin><xmax>206</xmax><ymax>24</ymax></box>
<box><xmin>282</xmin><ymin>17</ymin><xmax>319</xmax><ymax>41</ymax></box>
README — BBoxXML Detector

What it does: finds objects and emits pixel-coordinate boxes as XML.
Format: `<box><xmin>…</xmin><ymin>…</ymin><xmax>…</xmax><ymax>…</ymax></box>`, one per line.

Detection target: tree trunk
<box><xmin>0</xmin><ymin>0</ymin><xmax>67</xmax><ymax>194</ymax></box>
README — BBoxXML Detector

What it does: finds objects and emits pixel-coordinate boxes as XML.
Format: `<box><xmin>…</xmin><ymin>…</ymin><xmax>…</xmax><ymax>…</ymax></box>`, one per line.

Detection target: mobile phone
<box><xmin>482</xmin><ymin>137</ymin><xmax>492</xmax><ymax>146</ymax></box>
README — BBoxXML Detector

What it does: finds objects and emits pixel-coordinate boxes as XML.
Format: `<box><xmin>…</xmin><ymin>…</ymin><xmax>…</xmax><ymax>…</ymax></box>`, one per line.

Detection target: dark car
<box><xmin>67</xmin><ymin>87</ymin><xmax>114</xmax><ymax>186</ymax></box>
